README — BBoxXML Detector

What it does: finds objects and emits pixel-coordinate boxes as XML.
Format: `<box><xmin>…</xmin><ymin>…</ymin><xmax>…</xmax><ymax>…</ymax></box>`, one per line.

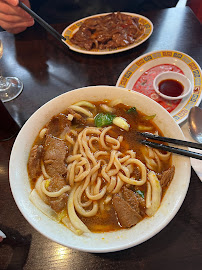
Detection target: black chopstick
<box><xmin>18</xmin><ymin>1</ymin><xmax>66</xmax><ymax>42</ymax></box>
<box><xmin>139</xmin><ymin>132</ymin><xmax>202</xmax><ymax>150</ymax></box>
<box><xmin>140</xmin><ymin>140</ymin><xmax>202</xmax><ymax>160</ymax></box>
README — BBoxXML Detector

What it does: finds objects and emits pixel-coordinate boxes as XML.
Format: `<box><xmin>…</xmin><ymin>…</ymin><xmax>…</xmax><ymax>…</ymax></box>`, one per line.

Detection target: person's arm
<box><xmin>0</xmin><ymin>0</ymin><xmax>34</xmax><ymax>34</ymax></box>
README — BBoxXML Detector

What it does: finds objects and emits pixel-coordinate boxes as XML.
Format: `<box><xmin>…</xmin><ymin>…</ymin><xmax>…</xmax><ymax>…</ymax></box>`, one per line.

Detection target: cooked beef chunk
<box><xmin>47</xmin><ymin>175</ymin><xmax>68</xmax><ymax>212</ymax></box>
<box><xmin>122</xmin><ymin>186</ymin><xmax>140</xmax><ymax>214</ymax></box>
<box><xmin>135</xmin><ymin>192</ymin><xmax>146</xmax><ymax>216</ymax></box>
<box><xmin>44</xmin><ymin>135</ymin><xmax>67</xmax><ymax>177</ymax></box>
<box><xmin>66</xmin><ymin>108</ymin><xmax>86</xmax><ymax>125</ymax></box>
<box><xmin>49</xmin><ymin>193</ymin><xmax>67</xmax><ymax>213</ymax></box>
<box><xmin>28</xmin><ymin>144</ymin><xmax>43</xmax><ymax>179</ymax></box>
<box><xmin>160</xmin><ymin>166</ymin><xmax>175</xmax><ymax>187</ymax></box>
<box><xmin>112</xmin><ymin>191</ymin><xmax>142</xmax><ymax>228</ymax></box>
<box><xmin>46</xmin><ymin>113</ymin><xmax>70</xmax><ymax>137</ymax></box>
<box><xmin>70</xmin><ymin>27</ymin><xmax>93</xmax><ymax>50</ymax></box>
<box><xmin>47</xmin><ymin>175</ymin><xmax>67</xmax><ymax>192</ymax></box>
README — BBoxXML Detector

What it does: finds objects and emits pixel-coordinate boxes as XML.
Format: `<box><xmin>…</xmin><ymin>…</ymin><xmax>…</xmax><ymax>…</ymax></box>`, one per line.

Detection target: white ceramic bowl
<box><xmin>153</xmin><ymin>71</ymin><xmax>192</xmax><ymax>100</ymax></box>
<box><xmin>9</xmin><ymin>86</ymin><xmax>191</xmax><ymax>253</ymax></box>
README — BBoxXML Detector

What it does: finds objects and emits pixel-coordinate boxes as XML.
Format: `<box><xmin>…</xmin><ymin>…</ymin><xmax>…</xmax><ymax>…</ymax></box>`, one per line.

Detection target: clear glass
<box><xmin>0</xmin><ymin>40</ymin><xmax>23</xmax><ymax>102</ymax></box>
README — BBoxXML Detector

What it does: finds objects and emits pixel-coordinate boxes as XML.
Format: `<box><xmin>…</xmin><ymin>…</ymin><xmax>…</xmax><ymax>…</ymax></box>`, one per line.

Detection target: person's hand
<box><xmin>0</xmin><ymin>0</ymin><xmax>34</xmax><ymax>34</ymax></box>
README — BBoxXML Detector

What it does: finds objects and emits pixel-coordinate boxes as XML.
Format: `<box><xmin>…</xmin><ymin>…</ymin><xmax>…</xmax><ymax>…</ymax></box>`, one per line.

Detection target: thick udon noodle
<box><xmin>28</xmin><ymin>101</ymin><xmax>173</xmax><ymax>235</ymax></box>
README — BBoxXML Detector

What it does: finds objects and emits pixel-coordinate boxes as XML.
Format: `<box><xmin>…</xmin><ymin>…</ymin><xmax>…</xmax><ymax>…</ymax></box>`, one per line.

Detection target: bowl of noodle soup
<box><xmin>9</xmin><ymin>86</ymin><xmax>190</xmax><ymax>252</ymax></box>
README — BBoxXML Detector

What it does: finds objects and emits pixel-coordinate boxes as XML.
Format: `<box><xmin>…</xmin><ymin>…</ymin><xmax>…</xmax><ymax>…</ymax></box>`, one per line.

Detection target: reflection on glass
<box><xmin>0</xmin><ymin>40</ymin><xmax>23</xmax><ymax>102</ymax></box>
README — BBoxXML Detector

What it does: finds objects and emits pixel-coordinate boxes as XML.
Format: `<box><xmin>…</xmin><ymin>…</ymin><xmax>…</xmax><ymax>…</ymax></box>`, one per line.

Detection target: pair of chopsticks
<box><xmin>139</xmin><ymin>132</ymin><xmax>202</xmax><ymax>160</ymax></box>
<box><xmin>18</xmin><ymin>1</ymin><xmax>66</xmax><ymax>43</ymax></box>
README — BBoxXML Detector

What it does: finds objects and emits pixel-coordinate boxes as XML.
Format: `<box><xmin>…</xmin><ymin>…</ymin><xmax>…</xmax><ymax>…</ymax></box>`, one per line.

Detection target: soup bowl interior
<box><xmin>9</xmin><ymin>86</ymin><xmax>190</xmax><ymax>253</ymax></box>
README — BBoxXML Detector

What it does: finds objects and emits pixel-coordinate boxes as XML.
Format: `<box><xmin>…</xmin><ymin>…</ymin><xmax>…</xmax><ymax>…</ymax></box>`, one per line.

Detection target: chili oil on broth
<box><xmin>27</xmin><ymin>100</ymin><xmax>173</xmax><ymax>234</ymax></box>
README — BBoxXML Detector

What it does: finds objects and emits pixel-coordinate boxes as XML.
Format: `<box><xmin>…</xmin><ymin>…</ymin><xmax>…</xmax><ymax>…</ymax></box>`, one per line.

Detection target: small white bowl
<box><xmin>153</xmin><ymin>71</ymin><xmax>192</xmax><ymax>100</ymax></box>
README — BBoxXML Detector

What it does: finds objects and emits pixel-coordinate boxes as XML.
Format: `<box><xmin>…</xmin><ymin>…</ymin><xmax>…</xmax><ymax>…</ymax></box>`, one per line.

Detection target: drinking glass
<box><xmin>0</xmin><ymin>40</ymin><xmax>23</xmax><ymax>102</ymax></box>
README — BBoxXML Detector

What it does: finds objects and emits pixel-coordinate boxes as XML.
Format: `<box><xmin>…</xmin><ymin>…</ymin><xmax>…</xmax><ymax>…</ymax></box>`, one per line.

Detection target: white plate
<box><xmin>9</xmin><ymin>86</ymin><xmax>190</xmax><ymax>253</ymax></box>
<box><xmin>62</xmin><ymin>12</ymin><xmax>153</xmax><ymax>55</ymax></box>
<box><xmin>116</xmin><ymin>50</ymin><xmax>202</xmax><ymax>124</ymax></box>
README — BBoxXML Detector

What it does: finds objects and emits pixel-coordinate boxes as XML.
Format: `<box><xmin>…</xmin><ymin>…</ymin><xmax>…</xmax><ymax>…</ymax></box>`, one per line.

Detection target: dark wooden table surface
<box><xmin>0</xmin><ymin>6</ymin><xmax>202</xmax><ymax>270</ymax></box>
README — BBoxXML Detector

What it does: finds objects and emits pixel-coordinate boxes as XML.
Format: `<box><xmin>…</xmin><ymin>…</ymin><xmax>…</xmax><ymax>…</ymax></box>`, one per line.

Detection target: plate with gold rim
<box><xmin>116</xmin><ymin>50</ymin><xmax>202</xmax><ymax>124</ymax></box>
<box><xmin>62</xmin><ymin>12</ymin><xmax>153</xmax><ymax>55</ymax></box>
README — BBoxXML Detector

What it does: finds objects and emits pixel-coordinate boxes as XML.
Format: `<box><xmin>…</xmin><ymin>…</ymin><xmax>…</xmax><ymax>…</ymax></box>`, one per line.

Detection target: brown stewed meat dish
<box><xmin>70</xmin><ymin>12</ymin><xmax>145</xmax><ymax>50</ymax></box>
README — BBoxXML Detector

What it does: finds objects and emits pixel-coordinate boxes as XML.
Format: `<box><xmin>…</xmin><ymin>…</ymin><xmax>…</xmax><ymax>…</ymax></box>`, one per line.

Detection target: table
<box><xmin>0</xmin><ymin>6</ymin><xmax>202</xmax><ymax>270</ymax></box>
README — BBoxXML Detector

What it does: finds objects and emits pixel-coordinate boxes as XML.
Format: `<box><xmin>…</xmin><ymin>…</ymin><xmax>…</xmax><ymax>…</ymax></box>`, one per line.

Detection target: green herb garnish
<box><xmin>126</xmin><ymin>107</ymin><xmax>138</xmax><ymax>115</ymax></box>
<box><xmin>136</xmin><ymin>190</ymin><xmax>144</xmax><ymax>198</ymax></box>
<box><xmin>94</xmin><ymin>113</ymin><xmax>116</xmax><ymax>127</ymax></box>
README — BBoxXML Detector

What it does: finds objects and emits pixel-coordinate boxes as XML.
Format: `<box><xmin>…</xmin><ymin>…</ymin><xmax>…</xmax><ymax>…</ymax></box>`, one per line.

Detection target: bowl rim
<box><xmin>153</xmin><ymin>71</ymin><xmax>192</xmax><ymax>100</ymax></box>
<box><xmin>9</xmin><ymin>85</ymin><xmax>191</xmax><ymax>253</ymax></box>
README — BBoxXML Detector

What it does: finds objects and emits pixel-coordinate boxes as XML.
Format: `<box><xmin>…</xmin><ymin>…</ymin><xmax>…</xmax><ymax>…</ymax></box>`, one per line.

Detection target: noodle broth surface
<box><xmin>28</xmin><ymin>101</ymin><xmax>173</xmax><ymax>234</ymax></box>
